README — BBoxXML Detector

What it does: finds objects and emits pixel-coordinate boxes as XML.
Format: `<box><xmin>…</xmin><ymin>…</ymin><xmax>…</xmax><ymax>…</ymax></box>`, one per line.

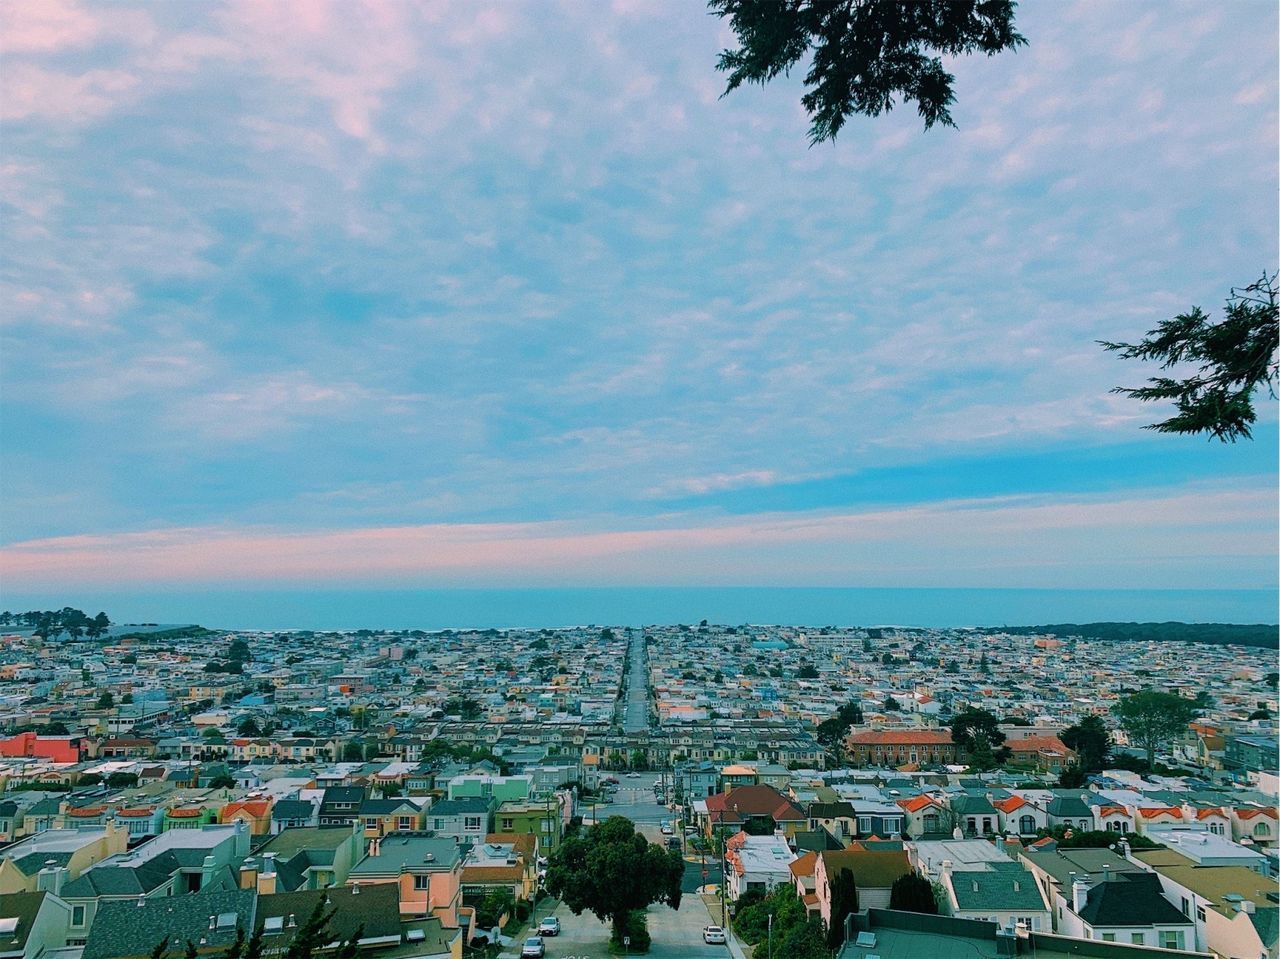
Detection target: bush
<box><xmin>513</xmin><ymin>899</ymin><xmax>532</xmax><ymax>922</ymax></box>
<box><xmin>609</xmin><ymin>911</ymin><xmax>649</xmax><ymax>953</ymax></box>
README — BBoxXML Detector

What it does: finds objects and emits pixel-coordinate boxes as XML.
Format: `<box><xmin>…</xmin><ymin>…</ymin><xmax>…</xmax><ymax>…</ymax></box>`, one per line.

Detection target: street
<box><xmin>621</xmin><ymin>630</ymin><xmax>650</xmax><ymax>732</ymax></box>
<box><xmin>506</xmin><ymin>895</ymin><xmax>731</xmax><ymax>959</ymax></box>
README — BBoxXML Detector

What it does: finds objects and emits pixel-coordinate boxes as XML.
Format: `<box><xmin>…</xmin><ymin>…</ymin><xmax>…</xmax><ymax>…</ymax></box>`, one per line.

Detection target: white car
<box><xmin>660</xmin><ymin>823</ymin><xmax>674</xmax><ymax>835</ymax></box>
<box><xmin>627</xmin><ymin>772</ymin><xmax>641</xmax><ymax>778</ymax></box>
<box><xmin>537</xmin><ymin>917</ymin><xmax>560</xmax><ymax>936</ymax></box>
<box><xmin>521</xmin><ymin>937</ymin><xmax>546</xmax><ymax>958</ymax></box>
<box><xmin>703</xmin><ymin>925</ymin><xmax>727</xmax><ymax>944</ymax></box>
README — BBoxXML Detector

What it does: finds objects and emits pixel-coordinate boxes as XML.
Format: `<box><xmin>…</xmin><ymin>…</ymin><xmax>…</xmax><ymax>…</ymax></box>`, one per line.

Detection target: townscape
<box><xmin>0</xmin><ymin>613</ymin><xmax>1274</xmax><ymax>959</ymax></box>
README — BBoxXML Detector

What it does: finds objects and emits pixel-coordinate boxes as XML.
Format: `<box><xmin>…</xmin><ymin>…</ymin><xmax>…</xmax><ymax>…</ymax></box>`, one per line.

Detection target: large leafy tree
<box><xmin>775</xmin><ymin>919</ymin><xmax>831</xmax><ymax>959</ymax></box>
<box><xmin>1113</xmin><ymin>690</ymin><xmax>1198</xmax><ymax>769</ymax></box>
<box><xmin>710</xmin><ymin>0</ymin><xmax>1027</xmax><ymax>143</ymax></box>
<box><xmin>1060</xmin><ymin>716</ymin><xmax>1111</xmax><ymax>773</ymax></box>
<box><xmin>544</xmin><ymin>816</ymin><xmax>684</xmax><ymax>944</ymax></box>
<box><xmin>949</xmin><ymin>707</ymin><xmax>1009</xmax><ymax>764</ymax></box>
<box><xmin>1102</xmin><ymin>273</ymin><xmax>1279</xmax><ymax>442</ymax></box>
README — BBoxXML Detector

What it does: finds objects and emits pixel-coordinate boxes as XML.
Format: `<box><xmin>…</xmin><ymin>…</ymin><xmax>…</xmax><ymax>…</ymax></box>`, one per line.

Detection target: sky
<box><xmin>1</xmin><ymin>0</ymin><xmax>1277</xmax><ymax>605</ymax></box>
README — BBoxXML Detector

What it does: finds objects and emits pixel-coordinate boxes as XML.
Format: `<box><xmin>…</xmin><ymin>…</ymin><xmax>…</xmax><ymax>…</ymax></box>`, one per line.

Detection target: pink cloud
<box><xmin>2</xmin><ymin>487</ymin><xmax>1273</xmax><ymax>591</ymax></box>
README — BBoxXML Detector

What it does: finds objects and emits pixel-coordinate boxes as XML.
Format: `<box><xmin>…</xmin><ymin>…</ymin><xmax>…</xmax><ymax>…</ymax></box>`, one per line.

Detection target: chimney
<box><xmin>1117</xmin><ymin>838</ymin><xmax>1130</xmax><ymax>860</ymax></box>
<box><xmin>1072</xmin><ymin>876</ymin><xmax>1090</xmax><ymax>913</ymax></box>
<box><xmin>239</xmin><ymin>858</ymin><xmax>258</xmax><ymax>890</ymax></box>
<box><xmin>1241</xmin><ymin>901</ymin><xmax>1256</xmax><ymax>915</ymax></box>
<box><xmin>940</xmin><ymin>859</ymin><xmax>953</xmax><ymax>881</ymax></box>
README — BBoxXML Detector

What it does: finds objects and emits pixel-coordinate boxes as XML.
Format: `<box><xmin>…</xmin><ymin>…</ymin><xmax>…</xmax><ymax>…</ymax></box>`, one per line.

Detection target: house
<box><xmin>0</xmin><ymin>733</ymin><xmax>81</xmax><ymax>764</ymax></box>
<box><xmin>270</xmin><ymin>797</ymin><xmax>318</xmax><ymax>834</ymax></box>
<box><xmin>359</xmin><ymin>797</ymin><xmax>428</xmax><ymax>838</ymax></box>
<box><xmin>0</xmin><ymin>891</ymin><xmax>74</xmax><ymax>958</ymax></box>
<box><xmin>253</xmin><ymin>822</ymin><xmax>364</xmax><ymax>891</ymax></box>
<box><xmin>1005</xmin><ymin>736</ymin><xmax>1073</xmax><ymax>773</ymax></box>
<box><xmin>460</xmin><ymin>834</ymin><xmax>538</xmax><ymax>904</ymax></box>
<box><xmin>994</xmin><ymin>796</ymin><xmax>1047</xmax><ymax>836</ymax></box>
<box><xmin>896</xmin><ymin>794</ymin><xmax>949</xmax><ymax>838</ymax></box>
<box><xmin>1094</xmin><ymin>805</ymin><xmax>1135</xmax><ymax>835</ymax></box>
<box><xmin>789</xmin><ymin>851</ymin><xmax>819</xmax><ymax>914</ymax></box>
<box><xmin>1231</xmin><ymin>806</ymin><xmax>1279</xmax><ymax>848</ymax></box>
<box><xmin>699</xmin><ymin>784</ymin><xmax>807</xmax><ymax>838</ymax></box>
<box><xmin>494</xmin><ymin>798</ymin><xmax>564</xmax><ymax>851</ymax></box>
<box><xmin>81</xmin><ymin>888</ymin><xmax>255</xmax><ymax>959</ymax></box>
<box><xmin>1045</xmin><ymin>794</ymin><xmax>1094</xmax><ymax>832</ymax></box>
<box><xmin>807</xmin><ymin>802</ymin><xmax>857</xmax><ymax>842</ymax></box>
<box><xmin>0</xmin><ymin>824</ymin><xmax>129</xmax><ymax>894</ymax></box>
<box><xmin>1020</xmin><ymin>843</ymin><xmax>1194</xmax><ymax>948</ymax></box>
<box><xmin>724</xmin><ymin>832</ymin><xmax>797</xmax><ymax>902</ymax></box>
<box><xmin>840</xmin><ymin>907</ymin><xmax>1208</xmax><ymax>959</ymax></box>
<box><xmin>318</xmin><ymin>786</ymin><xmax>365</xmax><ymax>828</ymax></box>
<box><xmin>935</xmin><ymin>858</ymin><xmax>1051</xmax><ymax>932</ymax></box>
<box><xmin>427</xmin><ymin>797</ymin><xmax>493</xmax><ymax>844</ymax></box>
<box><xmin>815</xmin><ymin>844</ymin><xmax>910</xmax><ymax>925</ymax></box>
<box><xmin>219</xmin><ymin>797</ymin><xmax>273</xmax><ymax>835</ymax></box>
<box><xmin>843</xmin><ymin>730</ymin><xmax>959</xmax><ymax>768</ymax></box>
<box><xmin>60</xmin><ymin>822</ymin><xmax>252</xmax><ymax>936</ymax></box>
<box><xmin>1133</xmin><ymin>845</ymin><xmax>1279</xmax><ymax>958</ymax></box>
<box><xmin>950</xmin><ymin>794</ymin><xmax>1000</xmax><ymax>837</ymax></box>
<box><xmin>254</xmin><ymin>885</ymin><xmax>405</xmax><ymax>952</ymax></box>
<box><xmin>347</xmin><ymin>832</ymin><xmax>463</xmax><ymax>926</ymax></box>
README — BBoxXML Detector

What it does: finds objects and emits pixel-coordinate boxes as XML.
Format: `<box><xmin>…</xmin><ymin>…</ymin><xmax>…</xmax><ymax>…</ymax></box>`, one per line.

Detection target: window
<box><xmin>413</xmin><ymin>875</ymin><xmax>431</xmax><ymax>890</ymax></box>
<box><xmin>1131</xmin><ymin>933</ymin><xmax>1144</xmax><ymax>946</ymax></box>
<box><xmin>1196</xmin><ymin>906</ymin><xmax>1206</xmax><ymax>923</ymax></box>
<box><xmin>398</xmin><ymin>816</ymin><xmax>413</xmax><ymax>830</ymax></box>
<box><xmin>858</xmin><ymin>818</ymin><xmax>871</xmax><ymax>834</ymax></box>
<box><xmin>1101</xmin><ymin>933</ymin><xmax>1116</xmax><ymax>942</ymax></box>
<box><xmin>364</xmin><ymin>818</ymin><xmax>378</xmax><ymax>830</ymax></box>
<box><xmin>72</xmin><ymin>905</ymin><xmax>86</xmax><ymax>927</ymax></box>
<box><xmin>1182</xmin><ymin>897</ymin><xmax>1191</xmax><ymax>918</ymax></box>
<box><xmin>540</xmin><ymin>818</ymin><xmax>553</xmax><ymax>832</ymax></box>
<box><xmin>433</xmin><ymin>819</ymin><xmax>444</xmax><ymax>830</ymax></box>
<box><xmin>501</xmin><ymin>818</ymin><xmax>514</xmax><ymax>831</ymax></box>
<box><xmin>464</xmin><ymin>816</ymin><xmax>482</xmax><ymax>830</ymax></box>
<box><xmin>1161</xmin><ymin>932</ymin><xmax>1184</xmax><ymax>950</ymax></box>
<box><xmin>1254</xmin><ymin>822</ymin><xmax>1271</xmax><ymax>837</ymax></box>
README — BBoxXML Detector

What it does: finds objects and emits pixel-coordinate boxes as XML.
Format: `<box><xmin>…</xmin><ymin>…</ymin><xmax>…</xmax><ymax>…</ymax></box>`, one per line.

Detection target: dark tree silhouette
<box><xmin>710</xmin><ymin>0</ymin><xmax>1027</xmax><ymax>142</ymax></box>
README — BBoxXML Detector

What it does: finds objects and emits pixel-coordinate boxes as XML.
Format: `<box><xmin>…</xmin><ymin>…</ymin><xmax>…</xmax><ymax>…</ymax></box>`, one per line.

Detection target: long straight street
<box><xmin>621</xmin><ymin>629</ymin><xmax>650</xmax><ymax>732</ymax></box>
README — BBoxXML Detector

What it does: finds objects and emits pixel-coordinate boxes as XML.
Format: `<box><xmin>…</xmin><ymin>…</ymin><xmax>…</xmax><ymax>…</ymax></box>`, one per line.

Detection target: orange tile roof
<box><xmin>1137</xmin><ymin>807</ymin><xmax>1182</xmax><ymax>819</ymax></box>
<box><xmin>1195</xmin><ymin>807</ymin><xmax>1227</xmax><ymax>820</ymax></box>
<box><xmin>897</xmin><ymin>795</ymin><xmax>939</xmax><ymax>813</ymax></box>
<box><xmin>993</xmin><ymin>796</ymin><xmax>1027</xmax><ymax>814</ymax></box>
<box><xmin>1236</xmin><ymin>806</ymin><xmax>1278</xmax><ymax>820</ymax></box>
<box><xmin>846</xmin><ymin>730</ymin><xmax>953</xmax><ymax>746</ymax></box>
<box><xmin>789</xmin><ymin>851</ymin><xmax>817</xmax><ymax>878</ymax></box>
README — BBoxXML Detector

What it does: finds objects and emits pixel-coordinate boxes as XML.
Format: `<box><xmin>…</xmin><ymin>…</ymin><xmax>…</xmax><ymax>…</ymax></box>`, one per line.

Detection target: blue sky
<box><xmin>1</xmin><ymin>0</ymin><xmax>1276</xmax><ymax>597</ymax></box>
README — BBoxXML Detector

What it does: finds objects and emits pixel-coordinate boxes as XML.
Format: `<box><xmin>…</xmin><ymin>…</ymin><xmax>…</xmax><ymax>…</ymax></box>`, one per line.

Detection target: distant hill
<box><xmin>985</xmin><ymin>621</ymin><xmax>1278</xmax><ymax>649</ymax></box>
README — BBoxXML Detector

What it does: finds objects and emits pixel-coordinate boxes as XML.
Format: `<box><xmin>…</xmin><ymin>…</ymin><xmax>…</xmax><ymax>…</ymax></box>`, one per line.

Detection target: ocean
<box><xmin>9</xmin><ymin>586</ymin><xmax>1275</xmax><ymax>631</ymax></box>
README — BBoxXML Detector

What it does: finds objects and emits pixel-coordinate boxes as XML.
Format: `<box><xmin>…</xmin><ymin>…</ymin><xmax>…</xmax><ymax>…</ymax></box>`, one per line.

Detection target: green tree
<box><xmin>710</xmin><ymin>0</ymin><xmax>1026</xmax><ymax>142</ymax></box>
<box><xmin>775</xmin><ymin>918</ymin><xmax>830</xmax><ymax>959</ymax></box>
<box><xmin>733</xmin><ymin>884</ymin><xmax>807</xmax><ymax>945</ymax></box>
<box><xmin>1060</xmin><ymin>715</ymin><xmax>1111</xmax><ymax>773</ymax></box>
<box><xmin>223</xmin><ymin>926</ymin><xmax>245</xmax><ymax>959</ymax></box>
<box><xmin>149</xmin><ymin>937</ymin><xmax>169</xmax><ymax>959</ymax></box>
<box><xmin>966</xmin><ymin>734</ymin><xmax>999</xmax><ymax>772</ymax></box>
<box><xmin>284</xmin><ymin>897</ymin><xmax>335</xmax><ymax>959</ymax></box>
<box><xmin>826</xmin><ymin>867</ymin><xmax>858</xmax><ymax>948</ymax></box>
<box><xmin>185</xmin><ymin>941</ymin><xmax>198</xmax><ymax>959</ymax></box>
<box><xmin>950</xmin><ymin>708</ymin><xmax>1009</xmax><ymax>763</ymax></box>
<box><xmin>883</xmin><ymin>695</ymin><xmax>901</xmax><ymax>712</ymax></box>
<box><xmin>96</xmin><ymin>691</ymin><xmax>115</xmax><ymax>710</ymax></box>
<box><xmin>243</xmin><ymin>925</ymin><xmax>264</xmax><ymax>959</ymax></box>
<box><xmin>1102</xmin><ymin>273</ymin><xmax>1278</xmax><ymax>441</ymax></box>
<box><xmin>544</xmin><ymin>816</ymin><xmax>683</xmax><ymax>945</ymax></box>
<box><xmin>1113</xmin><ymin>690</ymin><xmax>1198</xmax><ymax>768</ymax></box>
<box><xmin>889</xmin><ymin>872</ymin><xmax>938</xmax><ymax>913</ymax></box>
<box><xmin>334</xmin><ymin>925</ymin><xmax>363</xmax><ymax>959</ymax></box>
<box><xmin>238</xmin><ymin>717</ymin><xmax>263</xmax><ymax>737</ymax></box>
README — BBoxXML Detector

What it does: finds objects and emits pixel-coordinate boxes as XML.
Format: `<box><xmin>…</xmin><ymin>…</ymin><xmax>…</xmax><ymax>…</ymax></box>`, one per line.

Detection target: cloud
<box><xmin>2</xmin><ymin>485</ymin><xmax>1274</xmax><ymax>592</ymax></box>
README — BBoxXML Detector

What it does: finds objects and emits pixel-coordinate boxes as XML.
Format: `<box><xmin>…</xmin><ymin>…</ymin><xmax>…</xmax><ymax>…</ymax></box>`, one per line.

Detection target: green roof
<box><xmin>950</xmin><ymin>863</ymin><xmax>1048</xmax><ymax>913</ymax></box>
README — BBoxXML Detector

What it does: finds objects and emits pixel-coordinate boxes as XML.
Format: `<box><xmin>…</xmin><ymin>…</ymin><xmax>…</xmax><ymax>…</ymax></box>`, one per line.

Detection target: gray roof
<box><xmin>83</xmin><ymin>889</ymin><xmax>255</xmax><ymax>959</ymax></box>
<box><xmin>429</xmin><ymin>797</ymin><xmax>492</xmax><ymax>816</ymax></box>
<box><xmin>350</xmin><ymin>833</ymin><xmax>463</xmax><ymax>876</ymax></box>
<box><xmin>0</xmin><ymin>892</ymin><xmax>47</xmax><ymax>951</ymax></box>
<box><xmin>1077</xmin><ymin>873</ymin><xmax>1192</xmax><ymax>928</ymax></box>
<box><xmin>950</xmin><ymin>862</ymin><xmax>1048</xmax><ymax>913</ymax></box>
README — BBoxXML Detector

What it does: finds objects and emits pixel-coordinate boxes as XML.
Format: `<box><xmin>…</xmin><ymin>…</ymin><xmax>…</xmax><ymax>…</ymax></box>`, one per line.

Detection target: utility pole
<box><xmin>767</xmin><ymin>912</ymin><xmax>773</xmax><ymax>959</ymax></box>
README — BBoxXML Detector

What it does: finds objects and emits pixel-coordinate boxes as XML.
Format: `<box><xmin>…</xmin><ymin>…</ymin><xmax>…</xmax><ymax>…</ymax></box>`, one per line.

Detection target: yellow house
<box><xmin>0</xmin><ymin>821</ymin><xmax>128</xmax><ymax>892</ymax></box>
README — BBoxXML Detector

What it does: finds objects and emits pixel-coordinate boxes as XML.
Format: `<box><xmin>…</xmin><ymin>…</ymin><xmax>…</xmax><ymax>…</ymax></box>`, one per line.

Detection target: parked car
<box><xmin>627</xmin><ymin>771</ymin><xmax>641</xmax><ymax>778</ymax></box>
<box><xmin>660</xmin><ymin>823</ymin><xmax>674</xmax><ymax>835</ymax></box>
<box><xmin>538</xmin><ymin>917</ymin><xmax>561</xmax><ymax>937</ymax></box>
<box><xmin>704</xmin><ymin>925</ymin><xmax>727</xmax><ymax>944</ymax></box>
<box><xmin>521</xmin><ymin>937</ymin><xmax>546</xmax><ymax>958</ymax></box>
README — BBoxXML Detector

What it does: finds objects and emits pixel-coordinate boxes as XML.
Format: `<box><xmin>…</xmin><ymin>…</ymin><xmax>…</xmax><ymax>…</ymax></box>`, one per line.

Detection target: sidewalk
<box><xmin>699</xmin><ymin>894</ymin><xmax>749</xmax><ymax>959</ymax></box>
